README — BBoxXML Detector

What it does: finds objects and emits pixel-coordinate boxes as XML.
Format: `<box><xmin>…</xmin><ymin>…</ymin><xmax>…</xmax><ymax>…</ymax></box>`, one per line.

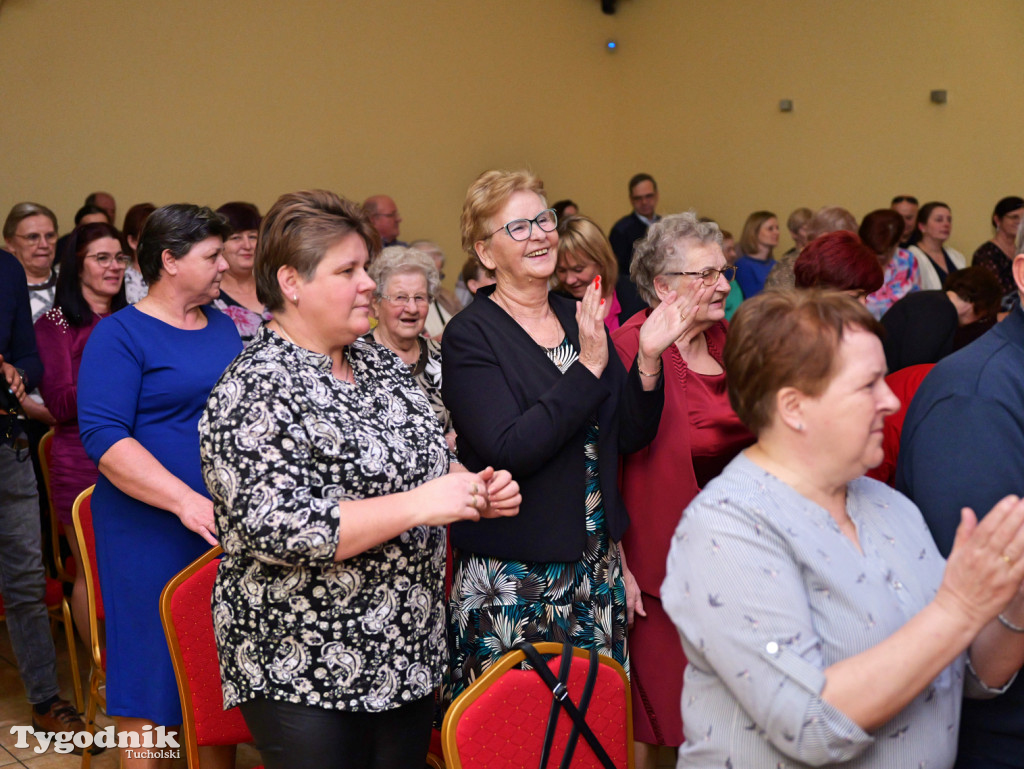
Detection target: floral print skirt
<box><xmin>445</xmin><ymin>421</ymin><xmax>628</xmax><ymax>700</ymax></box>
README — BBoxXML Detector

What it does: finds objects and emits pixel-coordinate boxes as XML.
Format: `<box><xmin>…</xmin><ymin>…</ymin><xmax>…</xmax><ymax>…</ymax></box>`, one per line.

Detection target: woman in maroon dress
<box><xmin>34</xmin><ymin>221</ymin><xmax>127</xmax><ymax>641</ymax></box>
<box><xmin>613</xmin><ymin>213</ymin><xmax>753</xmax><ymax>769</ymax></box>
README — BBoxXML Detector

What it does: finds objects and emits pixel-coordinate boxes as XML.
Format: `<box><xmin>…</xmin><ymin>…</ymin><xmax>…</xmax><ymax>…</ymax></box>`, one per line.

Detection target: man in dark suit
<box><xmin>609</xmin><ymin>173</ymin><xmax>660</xmax><ymax>317</ymax></box>
<box><xmin>896</xmin><ymin>230</ymin><xmax>1024</xmax><ymax>769</ymax></box>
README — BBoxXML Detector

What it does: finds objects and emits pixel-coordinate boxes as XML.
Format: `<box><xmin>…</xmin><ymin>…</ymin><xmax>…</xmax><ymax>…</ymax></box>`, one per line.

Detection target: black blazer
<box><xmin>441</xmin><ymin>285</ymin><xmax>664</xmax><ymax>562</ymax></box>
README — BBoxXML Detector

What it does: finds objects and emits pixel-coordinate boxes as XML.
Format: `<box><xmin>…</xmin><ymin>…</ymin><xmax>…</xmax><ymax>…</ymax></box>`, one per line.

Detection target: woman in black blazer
<box><xmin>442</xmin><ymin>169</ymin><xmax>701</xmax><ymax>699</ymax></box>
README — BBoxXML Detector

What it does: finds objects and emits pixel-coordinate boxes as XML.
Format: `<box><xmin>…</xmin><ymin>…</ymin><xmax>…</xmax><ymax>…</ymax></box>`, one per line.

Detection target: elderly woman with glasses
<box><xmin>366</xmin><ymin>245</ymin><xmax>455</xmax><ymax>449</ymax></box>
<box><xmin>441</xmin><ymin>170</ymin><xmax>698</xmax><ymax>699</ymax></box>
<box><xmin>612</xmin><ymin>212</ymin><xmax>754</xmax><ymax>769</ymax></box>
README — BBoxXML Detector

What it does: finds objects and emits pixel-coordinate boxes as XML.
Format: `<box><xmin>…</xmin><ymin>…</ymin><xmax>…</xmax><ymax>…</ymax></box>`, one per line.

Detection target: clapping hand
<box><xmin>577</xmin><ymin>276</ymin><xmax>610</xmax><ymax>378</ymax></box>
<box><xmin>637</xmin><ymin>279</ymin><xmax>708</xmax><ymax>365</ymax></box>
<box><xmin>938</xmin><ymin>496</ymin><xmax>1024</xmax><ymax>629</ymax></box>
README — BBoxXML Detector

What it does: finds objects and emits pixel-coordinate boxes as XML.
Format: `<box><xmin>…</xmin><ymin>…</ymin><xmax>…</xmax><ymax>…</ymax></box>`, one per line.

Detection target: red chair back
<box><xmin>73</xmin><ymin>491</ymin><xmax>104</xmax><ymax>619</ymax></box>
<box><xmin>443</xmin><ymin>643</ymin><xmax>632</xmax><ymax>769</ymax></box>
<box><xmin>161</xmin><ymin>547</ymin><xmax>253</xmax><ymax>767</ymax></box>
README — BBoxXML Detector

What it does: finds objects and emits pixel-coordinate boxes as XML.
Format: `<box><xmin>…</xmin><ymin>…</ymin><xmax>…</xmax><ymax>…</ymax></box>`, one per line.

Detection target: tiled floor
<box><xmin>0</xmin><ymin>621</ymin><xmax>676</xmax><ymax>768</ymax></box>
<box><xmin>0</xmin><ymin>621</ymin><xmax>260</xmax><ymax>768</ymax></box>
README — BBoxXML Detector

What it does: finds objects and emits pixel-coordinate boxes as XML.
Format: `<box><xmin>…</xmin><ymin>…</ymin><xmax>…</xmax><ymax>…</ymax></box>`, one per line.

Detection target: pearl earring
<box><xmin>293</xmin><ymin>294</ymin><xmax>298</xmax><ymax>303</ymax></box>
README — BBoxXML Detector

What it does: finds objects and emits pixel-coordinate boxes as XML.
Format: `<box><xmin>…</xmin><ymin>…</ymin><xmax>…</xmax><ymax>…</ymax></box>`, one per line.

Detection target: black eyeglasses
<box><xmin>662</xmin><ymin>266</ymin><xmax>737</xmax><ymax>286</ymax></box>
<box><xmin>484</xmin><ymin>209</ymin><xmax>558</xmax><ymax>242</ymax></box>
<box><xmin>891</xmin><ymin>196</ymin><xmax>919</xmax><ymax>205</ymax></box>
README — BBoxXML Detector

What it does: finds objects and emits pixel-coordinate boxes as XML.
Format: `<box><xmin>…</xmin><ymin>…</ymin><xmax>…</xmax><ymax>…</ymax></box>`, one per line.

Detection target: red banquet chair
<box><xmin>160</xmin><ymin>545</ymin><xmax>446</xmax><ymax>769</ymax></box>
<box><xmin>71</xmin><ymin>485</ymin><xmax>105</xmax><ymax>769</ymax></box>
<box><xmin>160</xmin><ymin>545</ymin><xmax>259</xmax><ymax>768</ymax></box>
<box><xmin>442</xmin><ymin>642</ymin><xmax>633</xmax><ymax>769</ymax></box>
<box><xmin>38</xmin><ymin>428</ymin><xmax>84</xmax><ymax>710</ymax></box>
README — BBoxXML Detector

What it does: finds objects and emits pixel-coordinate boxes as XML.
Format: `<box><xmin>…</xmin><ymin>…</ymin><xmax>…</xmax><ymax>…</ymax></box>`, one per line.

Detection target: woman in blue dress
<box><xmin>79</xmin><ymin>204</ymin><xmax>241</xmax><ymax>769</ymax></box>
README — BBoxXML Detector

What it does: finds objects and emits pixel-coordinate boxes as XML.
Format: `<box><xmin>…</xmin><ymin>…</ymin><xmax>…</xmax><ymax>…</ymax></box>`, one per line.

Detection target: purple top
<box><xmin>34</xmin><ymin>307</ymin><xmax>105</xmax><ymax>523</ymax></box>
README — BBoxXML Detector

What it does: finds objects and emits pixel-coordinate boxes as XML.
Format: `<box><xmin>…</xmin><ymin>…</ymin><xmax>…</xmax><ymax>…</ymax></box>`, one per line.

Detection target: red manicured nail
<box><xmin>594</xmin><ymin>275</ymin><xmax>601</xmax><ymax>288</ymax></box>
<box><xmin>600</xmin><ymin>298</ymin><xmax>605</xmax><ymax>305</ymax></box>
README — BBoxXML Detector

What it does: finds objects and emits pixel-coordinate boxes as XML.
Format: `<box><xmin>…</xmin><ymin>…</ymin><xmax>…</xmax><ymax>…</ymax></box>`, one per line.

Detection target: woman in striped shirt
<box><xmin>663</xmin><ymin>289</ymin><xmax>1024</xmax><ymax>768</ymax></box>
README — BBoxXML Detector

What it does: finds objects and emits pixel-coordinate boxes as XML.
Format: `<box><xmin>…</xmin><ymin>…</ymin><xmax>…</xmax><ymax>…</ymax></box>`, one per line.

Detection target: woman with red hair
<box><xmin>793</xmin><ymin>230</ymin><xmax>884</xmax><ymax>303</ymax></box>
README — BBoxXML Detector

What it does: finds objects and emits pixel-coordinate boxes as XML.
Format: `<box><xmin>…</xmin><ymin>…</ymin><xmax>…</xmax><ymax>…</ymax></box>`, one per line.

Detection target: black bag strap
<box><xmin>538</xmin><ymin>644</ymin><xmax>574</xmax><ymax>769</ymax></box>
<box><xmin>517</xmin><ymin>643</ymin><xmax>618</xmax><ymax>769</ymax></box>
<box><xmin>559</xmin><ymin>643</ymin><xmax>602</xmax><ymax>769</ymax></box>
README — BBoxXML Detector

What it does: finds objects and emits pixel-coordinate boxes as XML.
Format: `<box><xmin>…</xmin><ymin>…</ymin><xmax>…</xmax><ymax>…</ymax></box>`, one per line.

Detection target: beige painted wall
<box><xmin>2</xmin><ymin>0</ymin><xmax>1021</xmax><ymax>278</ymax></box>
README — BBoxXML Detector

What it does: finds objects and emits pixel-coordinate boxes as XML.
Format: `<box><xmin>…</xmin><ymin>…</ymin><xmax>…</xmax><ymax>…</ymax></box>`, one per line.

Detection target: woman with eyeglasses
<box><xmin>34</xmin><ymin>222</ymin><xmax>128</xmax><ymax>645</ymax></box>
<box><xmin>611</xmin><ymin>212</ymin><xmax>755</xmax><ymax>769</ymax></box>
<box><xmin>442</xmin><ymin>170</ymin><xmax>698</xmax><ymax>700</ymax></box>
<box><xmin>365</xmin><ymin>245</ymin><xmax>455</xmax><ymax>449</ymax></box>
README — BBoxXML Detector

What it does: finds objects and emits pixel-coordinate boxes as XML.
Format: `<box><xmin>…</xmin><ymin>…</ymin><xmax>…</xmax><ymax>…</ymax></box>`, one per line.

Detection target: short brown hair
<box><xmin>555</xmin><ymin>215</ymin><xmax>618</xmax><ymax>297</ymax></box>
<box><xmin>944</xmin><ymin>266</ymin><xmax>1003</xmax><ymax>319</ymax></box>
<box><xmin>460</xmin><ymin>170</ymin><xmax>545</xmax><ymax>258</ymax></box>
<box><xmin>255</xmin><ymin>190</ymin><xmax>380</xmax><ymax>312</ymax></box>
<box><xmin>858</xmin><ymin>209</ymin><xmax>904</xmax><ymax>256</ymax></box>
<box><xmin>725</xmin><ymin>289</ymin><xmax>884</xmax><ymax>435</ymax></box>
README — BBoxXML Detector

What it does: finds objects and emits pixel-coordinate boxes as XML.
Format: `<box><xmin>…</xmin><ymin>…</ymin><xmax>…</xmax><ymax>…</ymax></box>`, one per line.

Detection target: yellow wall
<box><xmin>2</xmin><ymin>0</ymin><xmax>1022</xmax><ymax>274</ymax></box>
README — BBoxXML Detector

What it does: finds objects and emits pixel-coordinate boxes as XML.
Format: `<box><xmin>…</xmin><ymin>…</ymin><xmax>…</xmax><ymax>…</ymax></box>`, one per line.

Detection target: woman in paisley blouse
<box><xmin>442</xmin><ymin>169</ymin><xmax>698</xmax><ymax>700</ymax></box>
<box><xmin>662</xmin><ymin>289</ymin><xmax>1024</xmax><ymax>769</ymax></box>
<box><xmin>199</xmin><ymin>189</ymin><xmax>519</xmax><ymax>769</ymax></box>
<box><xmin>365</xmin><ymin>245</ymin><xmax>454</xmax><ymax>450</ymax></box>
<box><xmin>210</xmin><ymin>202</ymin><xmax>271</xmax><ymax>345</ymax></box>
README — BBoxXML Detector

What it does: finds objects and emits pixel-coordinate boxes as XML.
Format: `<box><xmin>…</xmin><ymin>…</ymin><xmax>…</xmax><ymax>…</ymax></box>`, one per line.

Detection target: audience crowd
<box><xmin>3</xmin><ymin>178</ymin><xmax>1024</xmax><ymax>769</ymax></box>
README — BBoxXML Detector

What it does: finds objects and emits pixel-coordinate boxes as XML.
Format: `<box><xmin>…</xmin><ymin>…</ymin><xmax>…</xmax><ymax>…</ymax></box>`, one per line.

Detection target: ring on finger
<box><xmin>1003</xmin><ymin>553</ymin><xmax>1015</xmax><ymax>566</ymax></box>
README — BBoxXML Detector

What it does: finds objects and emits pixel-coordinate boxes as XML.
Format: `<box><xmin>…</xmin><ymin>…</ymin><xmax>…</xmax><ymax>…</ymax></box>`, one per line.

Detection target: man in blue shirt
<box><xmin>897</xmin><ymin>232</ymin><xmax>1024</xmax><ymax>768</ymax></box>
<box><xmin>0</xmin><ymin>250</ymin><xmax>89</xmax><ymax>743</ymax></box>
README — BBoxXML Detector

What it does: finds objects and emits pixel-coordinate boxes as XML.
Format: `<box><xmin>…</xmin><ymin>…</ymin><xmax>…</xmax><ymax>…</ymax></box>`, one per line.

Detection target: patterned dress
<box><xmin>211</xmin><ymin>290</ymin><xmax>272</xmax><ymax>346</ymax></box>
<box><xmin>446</xmin><ymin>338</ymin><xmax>628</xmax><ymax>700</ymax></box>
<box><xmin>362</xmin><ymin>333</ymin><xmax>452</xmax><ymax>434</ymax></box>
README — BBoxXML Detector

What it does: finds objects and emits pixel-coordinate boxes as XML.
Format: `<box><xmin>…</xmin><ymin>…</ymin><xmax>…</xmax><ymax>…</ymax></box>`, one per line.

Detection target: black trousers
<box><xmin>239</xmin><ymin>694</ymin><xmax>434</xmax><ymax>769</ymax></box>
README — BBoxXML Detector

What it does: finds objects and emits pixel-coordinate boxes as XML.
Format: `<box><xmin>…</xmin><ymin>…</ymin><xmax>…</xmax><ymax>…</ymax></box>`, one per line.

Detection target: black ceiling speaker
<box><xmin>602</xmin><ymin>0</ymin><xmax>617</xmax><ymax>14</ymax></box>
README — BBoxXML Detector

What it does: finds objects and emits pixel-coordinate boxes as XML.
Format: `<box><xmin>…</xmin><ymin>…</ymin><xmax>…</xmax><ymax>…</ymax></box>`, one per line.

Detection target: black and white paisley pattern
<box><xmin>200</xmin><ymin>324</ymin><xmax>450</xmax><ymax>713</ymax></box>
<box><xmin>363</xmin><ymin>333</ymin><xmax>452</xmax><ymax>434</ymax></box>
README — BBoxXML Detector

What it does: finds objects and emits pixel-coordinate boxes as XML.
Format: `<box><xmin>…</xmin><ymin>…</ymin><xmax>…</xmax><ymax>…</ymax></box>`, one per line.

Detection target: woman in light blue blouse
<box><xmin>663</xmin><ymin>289</ymin><xmax>1024</xmax><ymax>769</ymax></box>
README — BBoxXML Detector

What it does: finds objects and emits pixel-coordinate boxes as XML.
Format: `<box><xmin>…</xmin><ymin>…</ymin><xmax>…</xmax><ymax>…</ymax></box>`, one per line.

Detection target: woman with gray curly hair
<box><xmin>613</xmin><ymin>212</ymin><xmax>755</xmax><ymax>769</ymax></box>
<box><xmin>365</xmin><ymin>245</ymin><xmax>455</xmax><ymax>449</ymax></box>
